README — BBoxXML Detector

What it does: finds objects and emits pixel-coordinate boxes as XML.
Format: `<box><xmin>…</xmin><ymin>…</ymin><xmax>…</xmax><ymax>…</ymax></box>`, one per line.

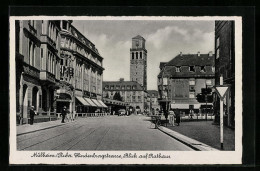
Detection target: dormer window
<box><xmin>189</xmin><ymin>66</ymin><xmax>195</xmax><ymax>72</ymax></box>
<box><xmin>176</xmin><ymin>66</ymin><xmax>181</xmax><ymax>72</ymax></box>
<box><xmin>200</xmin><ymin>66</ymin><xmax>206</xmax><ymax>72</ymax></box>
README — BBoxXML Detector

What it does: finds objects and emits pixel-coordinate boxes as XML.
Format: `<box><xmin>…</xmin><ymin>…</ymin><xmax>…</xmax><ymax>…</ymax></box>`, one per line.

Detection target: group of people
<box><xmin>61</xmin><ymin>106</ymin><xmax>75</xmax><ymax>123</ymax></box>
<box><xmin>28</xmin><ymin>105</ymin><xmax>75</xmax><ymax>125</ymax></box>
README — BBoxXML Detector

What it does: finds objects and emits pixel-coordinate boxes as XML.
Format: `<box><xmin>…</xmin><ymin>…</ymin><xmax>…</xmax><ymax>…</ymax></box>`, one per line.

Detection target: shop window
<box><xmin>189</xmin><ymin>80</ymin><xmax>195</xmax><ymax>85</ymax></box>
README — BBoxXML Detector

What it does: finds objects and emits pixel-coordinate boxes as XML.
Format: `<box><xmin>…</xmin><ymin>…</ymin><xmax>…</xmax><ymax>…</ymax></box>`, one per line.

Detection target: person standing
<box><xmin>61</xmin><ymin>106</ymin><xmax>67</xmax><ymax>123</ymax></box>
<box><xmin>29</xmin><ymin>106</ymin><xmax>36</xmax><ymax>125</ymax></box>
<box><xmin>169</xmin><ymin>109</ymin><xmax>175</xmax><ymax>126</ymax></box>
<box><xmin>175</xmin><ymin>108</ymin><xmax>181</xmax><ymax>126</ymax></box>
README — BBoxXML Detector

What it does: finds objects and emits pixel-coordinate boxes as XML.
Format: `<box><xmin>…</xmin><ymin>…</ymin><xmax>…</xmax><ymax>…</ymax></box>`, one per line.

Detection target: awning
<box><xmin>98</xmin><ymin>100</ymin><xmax>108</xmax><ymax>108</ymax></box>
<box><xmin>91</xmin><ymin>99</ymin><xmax>103</xmax><ymax>108</ymax></box>
<box><xmin>75</xmin><ymin>96</ymin><xmax>90</xmax><ymax>106</ymax></box>
<box><xmin>84</xmin><ymin>98</ymin><xmax>97</xmax><ymax>107</ymax></box>
<box><xmin>171</xmin><ymin>103</ymin><xmax>189</xmax><ymax>109</ymax></box>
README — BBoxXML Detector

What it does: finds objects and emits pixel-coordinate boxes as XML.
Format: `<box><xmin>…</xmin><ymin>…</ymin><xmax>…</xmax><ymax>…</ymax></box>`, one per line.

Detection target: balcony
<box><xmin>40</xmin><ymin>71</ymin><xmax>56</xmax><ymax>84</ymax></box>
<box><xmin>23</xmin><ymin>62</ymin><xmax>40</xmax><ymax>79</ymax></box>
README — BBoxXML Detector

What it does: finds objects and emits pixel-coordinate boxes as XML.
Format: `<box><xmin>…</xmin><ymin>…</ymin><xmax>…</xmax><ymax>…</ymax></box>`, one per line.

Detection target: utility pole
<box><xmin>205</xmin><ymin>84</ymin><xmax>207</xmax><ymax>121</ymax></box>
<box><xmin>220</xmin><ymin>75</ymin><xmax>224</xmax><ymax>150</ymax></box>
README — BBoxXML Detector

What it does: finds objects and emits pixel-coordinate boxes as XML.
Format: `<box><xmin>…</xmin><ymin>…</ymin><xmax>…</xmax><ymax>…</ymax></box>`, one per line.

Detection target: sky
<box><xmin>73</xmin><ymin>20</ymin><xmax>215</xmax><ymax>90</ymax></box>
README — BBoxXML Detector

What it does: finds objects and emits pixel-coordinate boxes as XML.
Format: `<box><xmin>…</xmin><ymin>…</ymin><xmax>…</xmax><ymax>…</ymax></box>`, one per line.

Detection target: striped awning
<box><xmin>91</xmin><ymin>99</ymin><xmax>103</xmax><ymax>108</ymax></box>
<box><xmin>84</xmin><ymin>98</ymin><xmax>97</xmax><ymax>107</ymax></box>
<box><xmin>98</xmin><ymin>100</ymin><xmax>108</xmax><ymax>108</ymax></box>
<box><xmin>75</xmin><ymin>96</ymin><xmax>90</xmax><ymax>106</ymax></box>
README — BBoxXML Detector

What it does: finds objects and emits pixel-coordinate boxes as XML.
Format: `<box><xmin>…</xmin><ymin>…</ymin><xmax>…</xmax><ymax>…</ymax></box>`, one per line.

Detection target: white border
<box><xmin>9</xmin><ymin>16</ymin><xmax>242</xmax><ymax>165</ymax></box>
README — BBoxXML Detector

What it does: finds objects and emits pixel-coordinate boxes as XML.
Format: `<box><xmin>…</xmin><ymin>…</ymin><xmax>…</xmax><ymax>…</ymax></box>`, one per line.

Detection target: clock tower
<box><xmin>130</xmin><ymin>35</ymin><xmax>147</xmax><ymax>90</ymax></box>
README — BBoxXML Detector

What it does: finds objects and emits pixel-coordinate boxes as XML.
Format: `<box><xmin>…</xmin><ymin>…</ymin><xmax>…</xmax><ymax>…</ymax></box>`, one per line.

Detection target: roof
<box><xmin>158</xmin><ymin>53</ymin><xmax>215</xmax><ymax>78</ymax></box>
<box><xmin>159</xmin><ymin>62</ymin><xmax>167</xmax><ymax>69</ymax></box>
<box><xmin>167</xmin><ymin>54</ymin><xmax>214</xmax><ymax>66</ymax></box>
<box><xmin>103</xmin><ymin>81</ymin><xmax>145</xmax><ymax>91</ymax></box>
<box><xmin>132</xmin><ymin>35</ymin><xmax>145</xmax><ymax>40</ymax></box>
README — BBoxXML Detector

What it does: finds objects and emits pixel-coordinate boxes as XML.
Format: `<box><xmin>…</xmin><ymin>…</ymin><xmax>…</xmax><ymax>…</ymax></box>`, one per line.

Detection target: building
<box><xmin>130</xmin><ymin>35</ymin><xmax>147</xmax><ymax>90</ymax></box>
<box><xmin>103</xmin><ymin>78</ymin><xmax>148</xmax><ymax>114</ymax></box>
<box><xmin>158</xmin><ymin>52</ymin><xmax>215</xmax><ymax>115</ymax></box>
<box><xmin>147</xmin><ymin>90</ymin><xmax>160</xmax><ymax>112</ymax></box>
<box><xmin>214</xmin><ymin>21</ymin><xmax>235</xmax><ymax>128</ymax></box>
<box><xmin>15</xmin><ymin>20</ymin><xmax>107</xmax><ymax>124</ymax></box>
<box><xmin>56</xmin><ymin>20</ymin><xmax>106</xmax><ymax>114</ymax></box>
<box><xmin>16</xmin><ymin>20</ymin><xmax>61</xmax><ymax>124</ymax></box>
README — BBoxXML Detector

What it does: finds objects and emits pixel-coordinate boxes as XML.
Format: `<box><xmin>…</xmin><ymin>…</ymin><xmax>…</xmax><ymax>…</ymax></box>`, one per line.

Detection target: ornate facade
<box><xmin>15</xmin><ymin>20</ymin><xmax>106</xmax><ymax>124</ymax></box>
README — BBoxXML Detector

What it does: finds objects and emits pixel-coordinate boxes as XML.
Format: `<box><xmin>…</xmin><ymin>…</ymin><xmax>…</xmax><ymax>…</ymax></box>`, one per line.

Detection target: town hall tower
<box><xmin>130</xmin><ymin>35</ymin><xmax>147</xmax><ymax>90</ymax></box>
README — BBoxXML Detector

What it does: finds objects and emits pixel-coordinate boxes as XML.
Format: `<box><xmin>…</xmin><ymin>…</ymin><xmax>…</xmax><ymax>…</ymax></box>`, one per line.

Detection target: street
<box><xmin>17</xmin><ymin>115</ymin><xmax>193</xmax><ymax>151</ymax></box>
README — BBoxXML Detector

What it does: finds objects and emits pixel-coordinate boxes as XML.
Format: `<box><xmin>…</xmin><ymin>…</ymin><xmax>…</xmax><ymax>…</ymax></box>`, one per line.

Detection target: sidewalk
<box><xmin>163</xmin><ymin>121</ymin><xmax>235</xmax><ymax>151</ymax></box>
<box><xmin>16</xmin><ymin>119</ymin><xmax>72</xmax><ymax>136</ymax></box>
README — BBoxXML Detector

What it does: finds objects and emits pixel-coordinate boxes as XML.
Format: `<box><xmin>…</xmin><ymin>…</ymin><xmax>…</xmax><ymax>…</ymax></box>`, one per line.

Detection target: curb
<box><xmin>158</xmin><ymin>126</ymin><xmax>219</xmax><ymax>151</ymax></box>
<box><xmin>17</xmin><ymin>121</ymin><xmax>71</xmax><ymax>136</ymax></box>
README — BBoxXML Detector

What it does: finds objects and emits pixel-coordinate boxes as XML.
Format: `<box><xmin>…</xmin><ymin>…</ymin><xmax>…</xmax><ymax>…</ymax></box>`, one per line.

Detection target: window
<box><xmin>62</xmin><ymin>21</ymin><xmax>67</xmax><ymax>30</ymax></box>
<box><xmin>200</xmin><ymin>66</ymin><xmax>206</xmax><ymax>72</ymax></box>
<box><xmin>121</xmin><ymin>86</ymin><xmax>125</xmax><ymax>90</ymax></box>
<box><xmin>189</xmin><ymin>66</ymin><xmax>195</xmax><ymax>72</ymax></box>
<box><xmin>189</xmin><ymin>80</ymin><xmax>195</xmax><ymax>85</ymax></box>
<box><xmin>132</xmin><ymin>86</ymin><xmax>136</xmax><ymax>90</ymax></box>
<box><xmin>176</xmin><ymin>66</ymin><xmax>181</xmax><ymax>72</ymax></box>
<box><xmin>136</xmin><ymin>52</ymin><xmax>138</xmax><ymax>59</ymax></box>
<box><xmin>189</xmin><ymin>92</ymin><xmax>195</xmax><ymax>98</ymax></box>
<box><xmin>116</xmin><ymin>85</ymin><xmax>120</xmax><ymax>90</ymax></box>
<box><xmin>206</xmin><ymin>80</ymin><xmax>212</xmax><ymax>86</ymax></box>
<box><xmin>212</xmin><ymin>66</ymin><xmax>215</xmax><ymax>72</ymax></box>
<box><xmin>163</xmin><ymin>78</ymin><xmax>168</xmax><ymax>85</ymax></box>
<box><xmin>127</xmin><ymin>86</ymin><xmax>131</xmax><ymax>90</ymax></box>
<box><xmin>132</xmin><ymin>52</ymin><xmax>134</xmax><ymax>59</ymax></box>
<box><xmin>140</xmin><ymin>52</ymin><xmax>142</xmax><ymax>59</ymax></box>
<box><xmin>110</xmin><ymin>85</ymin><xmax>114</xmax><ymax>89</ymax></box>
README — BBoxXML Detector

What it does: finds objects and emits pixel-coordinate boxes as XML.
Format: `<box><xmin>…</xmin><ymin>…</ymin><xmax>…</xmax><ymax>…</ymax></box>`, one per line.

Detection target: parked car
<box><xmin>118</xmin><ymin>109</ymin><xmax>126</xmax><ymax>116</ymax></box>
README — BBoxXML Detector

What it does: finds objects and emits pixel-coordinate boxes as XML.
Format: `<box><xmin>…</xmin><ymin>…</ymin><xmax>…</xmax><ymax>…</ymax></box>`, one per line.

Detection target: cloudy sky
<box><xmin>73</xmin><ymin>20</ymin><xmax>215</xmax><ymax>90</ymax></box>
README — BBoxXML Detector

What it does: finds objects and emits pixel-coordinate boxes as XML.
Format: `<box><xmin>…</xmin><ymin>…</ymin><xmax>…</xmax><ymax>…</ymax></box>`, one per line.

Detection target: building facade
<box><xmin>103</xmin><ymin>78</ymin><xmax>148</xmax><ymax>113</ymax></box>
<box><xmin>147</xmin><ymin>90</ymin><xmax>160</xmax><ymax>112</ymax></box>
<box><xmin>158</xmin><ymin>52</ymin><xmax>215</xmax><ymax>115</ymax></box>
<box><xmin>57</xmin><ymin>20</ymin><xmax>105</xmax><ymax>114</ymax></box>
<box><xmin>214</xmin><ymin>21</ymin><xmax>235</xmax><ymax>128</ymax></box>
<box><xmin>16</xmin><ymin>20</ymin><xmax>61</xmax><ymax>123</ymax></box>
<box><xmin>15</xmin><ymin>20</ymin><xmax>106</xmax><ymax>124</ymax></box>
<box><xmin>130</xmin><ymin>35</ymin><xmax>147</xmax><ymax>90</ymax></box>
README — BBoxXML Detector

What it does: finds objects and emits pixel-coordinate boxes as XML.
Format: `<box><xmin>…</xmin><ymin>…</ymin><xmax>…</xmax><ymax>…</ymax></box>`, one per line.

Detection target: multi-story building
<box><xmin>16</xmin><ymin>20</ymin><xmax>61</xmax><ymax>124</ymax></box>
<box><xmin>15</xmin><ymin>20</ymin><xmax>106</xmax><ymax>124</ymax></box>
<box><xmin>56</xmin><ymin>20</ymin><xmax>106</xmax><ymax>114</ymax></box>
<box><xmin>214</xmin><ymin>21</ymin><xmax>235</xmax><ymax>128</ymax></box>
<box><xmin>103</xmin><ymin>78</ymin><xmax>148</xmax><ymax>113</ymax></box>
<box><xmin>158</xmin><ymin>52</ymin><xmax>215</xmax><ymax>114</ymax></box>
<box><xmin>130</xmin><ymin>35</ymin><xmax>147</xmax><ymax>90</ymax></box>
<box><xmin>147</xmin><ymin>90</ymin><xmax>160</xmax><ymax>111</ymax></box>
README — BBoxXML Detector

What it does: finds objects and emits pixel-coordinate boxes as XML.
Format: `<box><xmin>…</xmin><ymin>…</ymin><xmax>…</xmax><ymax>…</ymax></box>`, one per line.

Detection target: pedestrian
<box><xmin>175</xmin><ymin>108</ymin><xmax>181</xmax><ymax>126</ymax></box>
<box><xmin>61</xmin><ymin>106</ymin><xmax>67</xmax><ymax>123</ymax></box>
<box><xmin>190</xmin><ymin>109</ymin><xmax>194</xmax><ymax>119</ymax></box>
<box><xmin>29</xmin><ymin>106</ymin><xmax>36</xmax><ymax>125</ymax></box>
<box><xmin>169</xmin><ymin>109</ymin><xmax>175</xmax><ymax>126</ymax></box>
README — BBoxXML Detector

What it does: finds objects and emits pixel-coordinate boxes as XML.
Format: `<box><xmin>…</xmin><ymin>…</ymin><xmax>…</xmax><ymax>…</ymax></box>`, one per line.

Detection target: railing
<box><xmin>23</xmin><ymin>62</ymin><xmax>40</xmax><ymax>79</ymax></box>
<box><xmin>40</xmin><ymin>71</ymin><xmax>56</xmax><ymax>83</ymax></box>
<box><xmin>56</xmin><ymin>113</ymin><xmax>110</xmax><ymax>118</ymax></box>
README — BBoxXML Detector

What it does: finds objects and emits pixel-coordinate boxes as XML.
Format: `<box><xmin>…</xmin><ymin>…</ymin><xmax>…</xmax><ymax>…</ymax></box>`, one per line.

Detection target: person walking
<box><xmin>61</xmin><ymin>106</ymin><xmax>67</xmax><ymax>123</ymax></box>
<box><xmin>169</xmin><ymin>109</ymin><xmax>175</xmax><ymax>126</ymax></box>
<box><xmin>29</xmin><ymin>106</ymin><xmax>36</xmax><ymax>125</ymax></box>
<box><xmin>175</xmin><ymin>108</ymin><xmax>181</xmax><ymax>126</ymax></box>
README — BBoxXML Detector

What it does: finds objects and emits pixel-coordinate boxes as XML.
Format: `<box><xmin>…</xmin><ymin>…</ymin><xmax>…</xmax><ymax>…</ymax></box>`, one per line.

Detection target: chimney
<box><xmin>180</xmin><ymin>52</ymin><xmax>182</xmax><ymax>56</ymax></box>
<box><xmin>209</xmin><ymin>51</ymin><xmax>213</xmax><ymax>57</ymax></box>
<box><xmin>119</xmin><ymin>78</ymin><xmax>124</xmax><ymax>82</ymax></box>
<box><xmin>197</xmin><ymin>51</ymin><xmax>200</xmax><ymax>56</ymax></box>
